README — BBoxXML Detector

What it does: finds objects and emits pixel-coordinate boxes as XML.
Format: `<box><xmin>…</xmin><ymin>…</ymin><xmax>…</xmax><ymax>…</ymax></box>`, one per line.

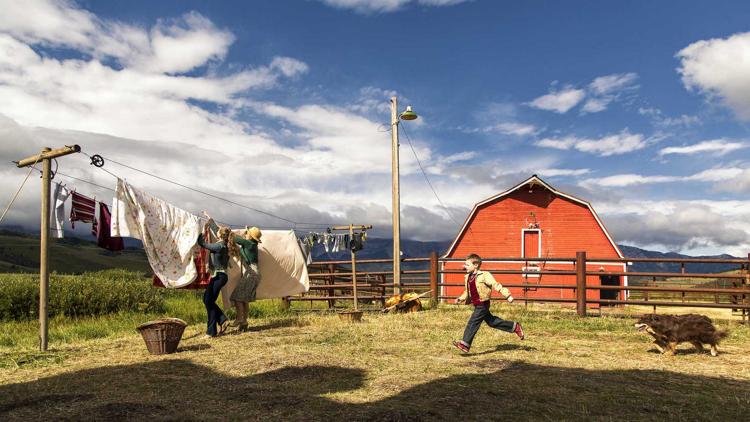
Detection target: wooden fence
<box><xmin>286</xmin><ymin>252</ymin><xmax>750</xmax><ymax>321</ymax></box>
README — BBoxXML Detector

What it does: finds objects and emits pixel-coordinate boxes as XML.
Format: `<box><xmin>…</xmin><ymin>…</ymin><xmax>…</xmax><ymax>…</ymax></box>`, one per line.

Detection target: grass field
<box><xmin>1</xmin><ymin>299</ymin><xmax>749</xmax><ymax>421</ymax></box>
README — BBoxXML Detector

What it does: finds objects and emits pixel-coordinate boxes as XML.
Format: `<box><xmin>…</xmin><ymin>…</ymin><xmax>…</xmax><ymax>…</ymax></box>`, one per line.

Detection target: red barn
<box><xmin>442</xmin><ymin>175</ymin><xmax>626</xmax><ymax>306</ymax></box>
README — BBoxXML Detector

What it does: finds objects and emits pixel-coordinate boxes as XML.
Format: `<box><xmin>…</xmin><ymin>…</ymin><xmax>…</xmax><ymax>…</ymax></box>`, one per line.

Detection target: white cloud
<box><xmin>529</xmin><ymin>72</ymin><xmax>638</xmax><ymax>114</ymax></box>
<box><xmin>535</xmin><ymin>130</ymin><xmax>649</xmax><ymax>156</ymax></box>
<box><xmin>659</xmin><ymin>139</ymin><xmax>746</xmax><ymax>156</ymax></box>
<box><xmin>0</xmin><ymin>1</ymin><xmax>482</xmax><ymax>242</ymax></box>
<box><xmin>527</xmin><ymin>87</ymin><xmax>586</xmax><ymax>113</ymax></box>
<box><xmin>316</xmin><ymin>0</ymin><xmax>470</xmax><ymax>13</ymax></box>
<box><xmin>588</xmin><ymin>72</ymin><xmax>638</xmax><ymax>95</ymax></box>
<box><xmin>677</xmin><ymin>31</ymin><xmax>750</xmax><ymax>120</ymax></box>
<box><xmin>601</xmin><ymin>202</ymin><xmax>750</xmax><ymax>253</ymax></box>
<box><xmin>581</xmin><ymin>167</ymin><xmax>743</xmax><ymax>187</ymax></box>
<box><xmin>538</xmin><ymin>168</ymin><xmax>591</xmax><ymax>177</ymax></box>
<box><xmin>485</xmin><ymin>122</ymin><xmax>538</xmax><ymax>136</ymax></box>
<box><xmin>638</xmin><ymin>107</ymin><xmax>700</xmax><ymax>127</ymax></box>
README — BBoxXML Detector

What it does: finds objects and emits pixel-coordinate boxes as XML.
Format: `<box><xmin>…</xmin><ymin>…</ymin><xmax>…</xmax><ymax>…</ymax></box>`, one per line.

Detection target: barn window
<box><xmin>521</xmin><ymin>229</ymin><xmax>541</xmax><ymax>278</ymax></box>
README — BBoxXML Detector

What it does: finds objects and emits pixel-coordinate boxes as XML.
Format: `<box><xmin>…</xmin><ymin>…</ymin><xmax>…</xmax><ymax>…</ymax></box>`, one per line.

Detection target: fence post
<box><xmin>576</xmin><ymin>251</ymin><xmax>587</xmax><ymax>316</ymax></box>
<box><xmin>327</xmin><ymin>263</ymin><xmax>336</xmax><ymax>310</ymax></box>
<box><xmin>429</xmin><ymin>251</ymin><xmax>438</xmax><ymax>308</ymax></box>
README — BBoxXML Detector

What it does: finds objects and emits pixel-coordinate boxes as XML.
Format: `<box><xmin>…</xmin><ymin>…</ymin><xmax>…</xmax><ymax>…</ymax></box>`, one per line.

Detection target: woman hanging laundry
<box><xmin>197</xmin><ymin>212</ymin><xmax>234</xmax><ymax>338</ymax></box>
<box><xmin>230</xmin><ymin>226</ymin><xmax>262</xmax><ymax>331</ymax></box>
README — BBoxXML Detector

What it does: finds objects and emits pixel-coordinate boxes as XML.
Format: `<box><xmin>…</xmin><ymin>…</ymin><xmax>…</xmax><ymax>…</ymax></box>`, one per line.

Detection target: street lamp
<box><xmin>390</xmin><ymin>96</ymin><xmax>418</xmax><ymax>295</ymax></box>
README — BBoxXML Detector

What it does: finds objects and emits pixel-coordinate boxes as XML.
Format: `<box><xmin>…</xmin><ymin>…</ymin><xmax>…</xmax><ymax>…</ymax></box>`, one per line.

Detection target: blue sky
<box><xmin>2</xmin><ymin>0</ymin><xmax>750</xmax><ymax>255</ymax></box>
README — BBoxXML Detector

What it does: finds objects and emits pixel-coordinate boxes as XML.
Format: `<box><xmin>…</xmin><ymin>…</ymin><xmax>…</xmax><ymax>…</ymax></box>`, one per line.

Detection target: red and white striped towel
<box><xmin>70</xmin><ymin>191</ymin><xmax>96</xmax><ymax>229</ymax></box>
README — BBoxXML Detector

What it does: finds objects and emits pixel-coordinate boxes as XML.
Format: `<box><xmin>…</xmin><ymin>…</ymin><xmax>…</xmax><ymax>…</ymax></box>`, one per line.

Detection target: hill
<box><xmin>0</xmin><ymin>230</ymin><xmax>150</xmax><ymax>274</ymax></box>
<box><xmin>0</xmin><ymin>227</ymin><xmax>742</xmax><ymax>275</ymax></box>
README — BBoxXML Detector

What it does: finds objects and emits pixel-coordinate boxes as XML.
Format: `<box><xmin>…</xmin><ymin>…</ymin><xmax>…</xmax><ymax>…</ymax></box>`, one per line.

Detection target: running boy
<box><xmin>452</xmin><ymin>253</ymin><xmax>525</xmax><ymax>353</ymax></box>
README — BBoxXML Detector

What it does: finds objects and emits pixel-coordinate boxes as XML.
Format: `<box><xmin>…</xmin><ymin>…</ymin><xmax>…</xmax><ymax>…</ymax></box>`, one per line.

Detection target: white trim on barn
<box><xmin>520</xmin><ymin>228</ymin><xmax>542</xmax><ymax>258</ymax></box>
<box><xmin>443</xmin><ymin>175</ymin><xmax>625</xmax><ymax>259</ymax></box>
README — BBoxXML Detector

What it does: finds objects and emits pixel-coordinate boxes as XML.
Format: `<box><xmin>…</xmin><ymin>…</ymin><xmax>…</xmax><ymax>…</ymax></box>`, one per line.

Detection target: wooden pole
<box><xmin>39</xmin><ymin>149</ymin><xmax>51</xmax><ymax>351</ymax></box>
<box><xmin>15</xmin><ymin>145</ymin><xmax>80</xmax><ymax>352</ymax></box>
<box><xmin>429</xmin><ymin>251</ymin><xmax>438</xmax><ymax>307</ymax></box>
<box><xmin>391</xmin><ymin>96</ymin><xmax>401</xmax><ymax>295</ymax></box>
<box><xmin>576</xmin><ymin>251</ymin><xmax>587</xmax><ymax>317</ymax></box>
<box><xmin>351</xmin><ymin>224</ymin><xmax>358</xmax><ymax>311</ymax></box>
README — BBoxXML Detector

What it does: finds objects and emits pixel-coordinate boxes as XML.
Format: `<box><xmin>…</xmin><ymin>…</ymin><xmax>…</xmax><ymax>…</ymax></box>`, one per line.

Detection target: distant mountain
<box><xmin>617</xmin><ymin>245</ymin><xmax>742</xmax><ymax>274</ymax></box>
<box><xmin>0</xmin><ymin>229</ymin><xmax>150</xmax><ymax>274</ymax></box>
<box><xmin>0</xmin><ymin>226</ymin><xmax>742</xmax><ymax>276</ymax></box>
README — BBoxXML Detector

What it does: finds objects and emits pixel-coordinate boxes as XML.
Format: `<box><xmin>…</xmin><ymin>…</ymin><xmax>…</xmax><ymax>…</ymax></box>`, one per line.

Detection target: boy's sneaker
<box><xmin>513</xmin><ymin>323</ymin><xmax>525</xmax><ymax>340</ymax></box>
<box><xmin>452</xmin><ymin>340</ymin><xmax>470</xmax><ymax>353</ymax></box>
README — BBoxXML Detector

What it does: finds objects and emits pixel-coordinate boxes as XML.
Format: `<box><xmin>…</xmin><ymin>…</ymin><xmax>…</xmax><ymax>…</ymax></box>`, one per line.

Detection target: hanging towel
<box><xmin>51</xmin><ymin>182</ymin><xmax>71</xmax><ymax>238</ymax></box>
<box><xmin>153</xmin><ymin>245</ymin><xmax>211</xmax><ymax>289</ymax></box>
<box><xmin>221</xmin><ymin>229</ymin><xmax>309</xmax><ymax>309</ymax></box>
<box><xmin>70</xmin><ymin>191</ymin><xmax>96</xmax><ymax>229</ymax></box>
<box><xmin>95</xmin><ymin>202</ymin><xmax>124</xmax><ymax>252</ymax></box>
<box><xmin>111</xmin><ymin>178</ymin><xmax>200</xmax><ymax>288</ymax></box>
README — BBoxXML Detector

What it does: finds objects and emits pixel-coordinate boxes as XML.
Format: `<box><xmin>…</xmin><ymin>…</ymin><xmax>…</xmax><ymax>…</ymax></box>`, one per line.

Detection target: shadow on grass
<box><xmin>182</xmin><ymin>318</ymin><xmax>301</xmax><ymax>340</ymax></box>
<box><xmin>176</xmin><ymin>343</ymin><xmax>211</xmax><ymax>353</ymax></box>
<box><xmin>460</xmin><ymin>343</ymin><xmax>538</xmax><ymax>356</ymax></box>
<box><xmin>0</xmin><ymin>360</ymin><xmax>748</xmax><ymax>420</ymax></box>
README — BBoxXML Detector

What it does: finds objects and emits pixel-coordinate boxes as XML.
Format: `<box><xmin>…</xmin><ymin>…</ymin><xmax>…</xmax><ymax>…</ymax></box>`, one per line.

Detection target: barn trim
<box><xmin>443</xmin><ymin>175</ymin><xmax>625</xmax><ymax>259</ymax></box>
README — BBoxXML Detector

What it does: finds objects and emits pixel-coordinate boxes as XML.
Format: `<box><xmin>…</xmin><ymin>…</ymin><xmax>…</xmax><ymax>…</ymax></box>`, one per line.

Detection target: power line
<box><xmin>78</xmin><ymin>151</ymin><xmax>334</xmax><ymax>228</ymax></box>
<box><xmin>400</xmin><ymin>123</ymin><xmax>465</xmax><ymax>229</ymax></box>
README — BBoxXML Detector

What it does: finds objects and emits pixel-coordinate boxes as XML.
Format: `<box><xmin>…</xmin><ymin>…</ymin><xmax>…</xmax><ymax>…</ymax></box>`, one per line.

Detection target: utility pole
<box><xmin>390</xmin><ymin>96</ymin><xmax>401</xmax><ymax>295</ymax></box>
<box><xmin>16</xmin><ymin>145</ymin><xmax>80</xmax><ymax>351</ymax></box>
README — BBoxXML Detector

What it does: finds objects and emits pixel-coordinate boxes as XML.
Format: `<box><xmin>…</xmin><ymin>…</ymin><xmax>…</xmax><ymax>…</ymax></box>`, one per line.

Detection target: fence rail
<box><xmin>286</xmin><ymin>251</ymin><xmax>750</xmax><ymax>321</ymax></box>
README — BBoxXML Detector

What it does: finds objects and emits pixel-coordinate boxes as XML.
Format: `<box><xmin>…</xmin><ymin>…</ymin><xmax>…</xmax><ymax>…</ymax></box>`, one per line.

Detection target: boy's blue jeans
<box><xmin>462</xmin><ymin>302</ymin><xmax>515</xmax><ymax>347</ymax></box>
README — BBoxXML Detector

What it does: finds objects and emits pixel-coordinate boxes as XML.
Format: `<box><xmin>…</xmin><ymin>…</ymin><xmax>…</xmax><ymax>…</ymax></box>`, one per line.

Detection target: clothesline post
<box><xmin>15</xmin><ymin>144</ymin><xmax>81</xmax><ymax>352</ymax></box>
<box><xmin>350</xmin><ymin>224</ymin><xmax>357</xmax><ymax>311</ymax></box>
<box><xmin>329</xmin><ymin>224</ymin><xmax>372</xmax><ymax>312</ymax></box>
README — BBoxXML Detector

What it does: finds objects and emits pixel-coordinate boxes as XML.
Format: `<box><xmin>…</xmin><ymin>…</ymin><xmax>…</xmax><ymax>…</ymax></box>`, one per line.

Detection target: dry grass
<box><xmin>1</xmin><ymin>303</ymin><xmax>749</xmax><ymax>420</ymax></box>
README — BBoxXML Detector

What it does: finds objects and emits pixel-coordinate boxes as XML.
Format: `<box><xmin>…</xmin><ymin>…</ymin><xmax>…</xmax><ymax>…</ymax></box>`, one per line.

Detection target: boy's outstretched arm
<box><xmin>484</xmin><ymin>272</ymin><xmax>514</xmax><ymax>303</ymax></box>
<box><xmin>455</xmin><ymin>288</ymin><xmax>468</xmax><ymax>304</ymax></box>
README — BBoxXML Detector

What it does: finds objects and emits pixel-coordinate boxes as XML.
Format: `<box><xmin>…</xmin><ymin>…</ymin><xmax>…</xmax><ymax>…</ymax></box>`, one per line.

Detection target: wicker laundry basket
<box><xmin>137</xmin><ymin>318</ymin><xmax>188</xmax><ymax>355</ymax></box>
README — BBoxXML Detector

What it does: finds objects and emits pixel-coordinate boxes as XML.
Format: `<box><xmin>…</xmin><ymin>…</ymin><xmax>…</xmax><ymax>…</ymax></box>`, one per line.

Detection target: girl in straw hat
<box><xmin>230</xmin><ymin>226</ymin><xmax>262</xmax><ymax>331</ymax></box>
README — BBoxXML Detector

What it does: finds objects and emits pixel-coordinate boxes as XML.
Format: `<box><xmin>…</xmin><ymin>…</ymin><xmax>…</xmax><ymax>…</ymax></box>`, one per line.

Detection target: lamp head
<box><xmin>399</xmin><ymin>105</ymin><xmax>418</xmax><ymax>121</ymax></box>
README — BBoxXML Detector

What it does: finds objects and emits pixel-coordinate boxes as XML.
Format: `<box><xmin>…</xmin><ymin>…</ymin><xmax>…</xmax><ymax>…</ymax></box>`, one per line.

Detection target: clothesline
<box><xmin>79</xmin><ymin>151</ymin><xmax>334</xmax><ymax>228</ymax></box>
<box><xmin>21</xmin><ymin>163</ymin><xmax>328</xmax><ymax>232</ymax></box>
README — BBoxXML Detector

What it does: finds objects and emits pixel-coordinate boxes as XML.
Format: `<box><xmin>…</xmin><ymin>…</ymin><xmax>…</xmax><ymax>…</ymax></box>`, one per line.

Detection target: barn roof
<box><xmin>444</xmin><ymin>174</ymin><xmax>624</xmax><ymax>258</ymax></box>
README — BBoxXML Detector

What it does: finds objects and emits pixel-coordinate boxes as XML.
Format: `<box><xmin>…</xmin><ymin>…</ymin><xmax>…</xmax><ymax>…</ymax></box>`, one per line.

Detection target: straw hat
<box><xmin>245</xmin><ymin>226</ymin><xmax>262</xmax><ymax>243</ymax></box>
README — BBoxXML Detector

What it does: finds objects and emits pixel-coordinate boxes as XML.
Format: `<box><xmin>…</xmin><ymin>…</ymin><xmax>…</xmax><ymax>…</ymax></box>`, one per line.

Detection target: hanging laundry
<box><xmin>111</xmin><ymin>178</ymin><xmax>200</xmax><ymax>288</ymax></box>
<box><xmin>51</xmin><ymin>182</ymin><xmax>71</xmax><ymax>238</ymax></box>
<box><xmin>221</xmin><ymin>229</ymin><xmax>309</xmax><ymax>309</ymax></box>
<box><xmin>322</xmin><ymin>233</ymin><xmax>331</xmax><ymax>253</ymax></box>
<box><xmin>95</xmin><ymin>202</ymin><xmax>124</xmax><ymax>252</ymax></box>
<box><xmin>297</xmin><ymin>236</ymin><xmax>313</xmax><ymax>265</ymax></box>
<box><xmin>153</xmin><ymin>243</ymin><xmax>210</xmax><ymax>289</ymax></box>
<box><xmin>70</xmin><ymin>191</ymin><xmax>96</xmax><ymax>229</ymax></box>
<box><xmin>350</xmin><ymin>232</ymin><xmax>365</xmax><ymax>252</ymax></box>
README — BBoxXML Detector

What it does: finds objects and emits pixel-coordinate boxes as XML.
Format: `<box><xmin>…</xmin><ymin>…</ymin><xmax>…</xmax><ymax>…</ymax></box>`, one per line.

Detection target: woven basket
<box><xmin>137</xmin><ymin>318</ymin><xmax>188</xmax><ymax>355</ymax></box>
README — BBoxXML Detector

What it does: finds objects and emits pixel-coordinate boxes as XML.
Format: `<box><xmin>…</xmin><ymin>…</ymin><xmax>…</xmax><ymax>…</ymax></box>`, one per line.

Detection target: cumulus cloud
<box><xmin>677</xmin><ymin>31</ymin><xmax>750</xmax><ymax>120</ymax></box>
<box><xmin>316</xmin><ymin>0</ymin><xmax>470</xmax><ymax>14</ymax></box>
<box><xmin>596</xmin><ymin>200</ymin><xmax>750</xmax><ymax>253</ymax></box>
<box><xmin>0</xmin><ymin>1</ymin><xmax>484</xmax><ymax>242</ymax></box>
<box><xmin>535</xmin><ymin>130</ymin><xmax>650</xmax><ymax>156</ymax></box>
<box><xmin>605</xmin><ymin>205</ymin><xmax>749</xmax><ymax>252</ymax></box>
<box><xmin>659</xmin><ymin>139</ymin><xmax>746</xmax><ymax>156</ymax></box>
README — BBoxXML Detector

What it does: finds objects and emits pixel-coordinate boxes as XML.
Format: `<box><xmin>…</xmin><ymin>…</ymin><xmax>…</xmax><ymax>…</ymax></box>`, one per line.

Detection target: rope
<box><xmin>79</xmin><ymin>151</ymin><xmax>333</xmax><ymax>228</ymax></box>
<box><xmin>0</xmin><ymin>155</ymin><xmax>42</xmax><ymax>225</ymax></box>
